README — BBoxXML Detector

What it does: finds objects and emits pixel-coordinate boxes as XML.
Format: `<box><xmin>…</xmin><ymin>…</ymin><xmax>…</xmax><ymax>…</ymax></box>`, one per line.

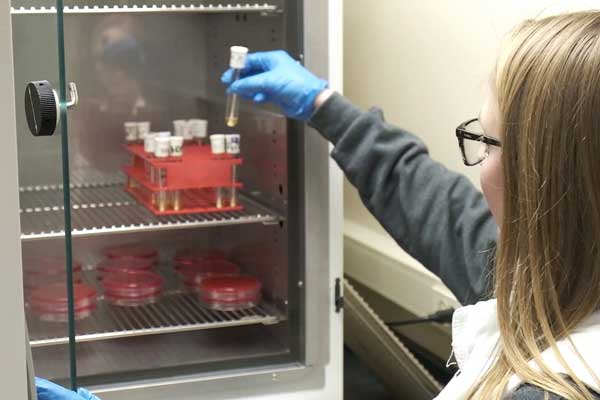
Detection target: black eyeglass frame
<box><xmin>455</xmin><ymin>118</ymin><xmax>502</xmax><ymax>166</ymax></box>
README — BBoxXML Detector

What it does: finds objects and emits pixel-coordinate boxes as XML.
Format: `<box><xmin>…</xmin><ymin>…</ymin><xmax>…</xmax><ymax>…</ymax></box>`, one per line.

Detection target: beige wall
<box><xmin>343</xmin><ymin>1</ymin><xmax>600</xmax><ymax>298</ymax></box>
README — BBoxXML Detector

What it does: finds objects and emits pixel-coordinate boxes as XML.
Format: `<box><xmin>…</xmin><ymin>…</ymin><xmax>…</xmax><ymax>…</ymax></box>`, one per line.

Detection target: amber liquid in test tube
<box><xmin>225</xmin><ymin>46</ymin><xmax>249</xmax><ymax>128</ymax></box>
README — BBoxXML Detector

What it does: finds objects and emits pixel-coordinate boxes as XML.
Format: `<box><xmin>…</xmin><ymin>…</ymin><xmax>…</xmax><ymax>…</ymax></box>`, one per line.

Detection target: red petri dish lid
<box><xmin>97</xmin><ymin>258</ymin><xmax>154</xmax><ymax>275</ymax></box>
<box><xmin>29</xmin><ymin>283</ymin><xmax>97</xmax><ymax>306</ymax></box>
<box><xmin>105</xmin><ymin>244</ymin><xmax>158</xmax><ymax>260</ymax></box>
<box><xmin>200</xmin><ymin>276</ymin><xmax>262</xmax><ymax>294</ymax></box>
<box><xmin>23</xmin><ymin>256</ymin><xmax>83</xmax><ymax>276</ymax></box>
<box><xmin>102</xmin><ymin>270</ymin><xmax>163</xmax><ymax>291</ymax></box>
<box><xmin>174</xmin><ymin>249</ymin><xmax>227</xmax><ymax>265</ymax></box>
<box><xmin>176</xmin><ymin>260</ymin><xmax>240</xmax><ymax>279</ymax></box>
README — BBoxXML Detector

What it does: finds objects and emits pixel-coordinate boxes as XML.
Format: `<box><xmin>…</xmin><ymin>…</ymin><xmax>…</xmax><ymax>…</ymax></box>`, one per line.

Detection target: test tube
<box><xmin>154</xmin><ymin>136</ymin><xmax>171</xmax><ymax>211</ymax></box>
<box><xmin>143</xmin><ymin>132</ymin><xmax>157</xmax><ymax>182</ymax></box>
<box><xmin>230</xmin><ymin>167</ymin><xmax>238</xmax><ymax>207</ymax></box>
<box><xmin>169</xmin><ymin>136</ymin><xmax>184</xmax><ymax>209</ymax></box>
<box><xmin>172</xmin><ymin>191</ymin><xmax>182</xmax><ymax>211</ymax></box>
<box><xmin>137</xmin><ymin>122</ymin><xmax>151</xmax><ymax>143</ymax></box>
<box><xmin>225</xmin><ymin>134</ymin><xmax>241</xmax><ymax>207</ymax></box>
<box><xmin>225</xmin><ymin>46</ymin><xmax>249</xmax><ymax>128</ymax></box>
<box><xmin>210</xmin><ymin>134</ymin><xmax>226</xmax><ymax>208</ymax></box>
<box><xmin>158</xmin><ymin>191</ymin><xmax>168</xmax><ymax>212</ymax></box>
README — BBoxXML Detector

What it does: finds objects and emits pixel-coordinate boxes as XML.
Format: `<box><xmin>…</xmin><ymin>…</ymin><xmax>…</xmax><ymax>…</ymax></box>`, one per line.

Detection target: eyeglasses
<box><xmin>455</xmin><ymin>118</ymin><xmax>501</xmax><ymax>166</ymax></box>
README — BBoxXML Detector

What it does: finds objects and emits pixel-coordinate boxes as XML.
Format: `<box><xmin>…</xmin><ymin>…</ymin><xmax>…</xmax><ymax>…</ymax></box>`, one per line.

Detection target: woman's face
<box><xmin>479</xmin><ymin>90</ymin><xmax>504</xmax><ymax>227</ymax></box>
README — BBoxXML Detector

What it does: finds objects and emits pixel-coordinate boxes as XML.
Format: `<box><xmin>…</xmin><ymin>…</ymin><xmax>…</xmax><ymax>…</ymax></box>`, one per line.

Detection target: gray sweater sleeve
<box><xmin>309</xmin><ymin>93</ymin><xmax>498</xmax><ymax>305</ymax></box>
<box><xmin>509</xmin><ymin>381</ymin><xmax>600</xmax><ymax>399</ymax></box>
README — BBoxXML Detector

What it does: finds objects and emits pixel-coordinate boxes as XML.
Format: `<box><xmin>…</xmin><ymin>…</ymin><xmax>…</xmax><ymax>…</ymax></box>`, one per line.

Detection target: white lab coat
<box><xmin>434</xmin><ymin>299</ymin><xmax>600</xmax><ymax>399</ymax></box>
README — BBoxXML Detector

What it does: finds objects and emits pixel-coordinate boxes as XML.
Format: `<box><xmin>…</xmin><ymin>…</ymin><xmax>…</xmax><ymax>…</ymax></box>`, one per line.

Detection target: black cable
<box><xmin>386</xmin><ymin>308</ymin><xmax>455</xmax><ymax>328</ymax></box>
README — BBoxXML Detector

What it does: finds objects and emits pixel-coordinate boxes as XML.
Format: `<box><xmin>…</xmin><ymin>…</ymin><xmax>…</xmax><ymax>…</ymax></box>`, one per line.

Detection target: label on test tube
<box><xmin>210</xmin><ymin>134</ymin><xmax>226</xmax><ymax>155</ymax></box>
<box><xmin>225</xmin><ymin>134</ymin><xmax>241</xmax><ymax>155</ymax></box>
<box><xmin>229</xmin><ymin>46</ymin><xmax>249</xmax><ymax>69</ymax></box>
<box><xmin>170</xmin><ymin>136</ymin><xmax>184</xmax><ymax>157</ymax></box>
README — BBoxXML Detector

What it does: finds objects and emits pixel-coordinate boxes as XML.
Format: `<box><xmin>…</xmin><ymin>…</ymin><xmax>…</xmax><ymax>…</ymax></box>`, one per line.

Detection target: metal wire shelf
<box><xmin>19</xmin><ymin>183</ymin><xmax>281</xmax><ymax>240</ymax></box>
<box><xmin>28</xmin><ymin>291</ymin><xmax>282</xmax><ymax>347</ymax></box>
<box><xmin>11</xmin><ymin>2</ymin><xmax>278</xmax><ymax>15</ymax></box>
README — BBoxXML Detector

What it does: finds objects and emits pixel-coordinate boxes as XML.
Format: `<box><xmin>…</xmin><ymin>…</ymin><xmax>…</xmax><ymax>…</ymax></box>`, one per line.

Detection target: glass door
<box><xmin>15</xmin><ymin>0</ymin><xmax>309</xmax><ymax>391</ymax></box>
<box><xmin>12</xmin><ymin>0</ymin><xmax>80</xmax><ymax>391</ymax></box>
<box><xmin>57</xmin><ymin>3</ymin><xmax>296</xmax><ymax>387</ymax></box>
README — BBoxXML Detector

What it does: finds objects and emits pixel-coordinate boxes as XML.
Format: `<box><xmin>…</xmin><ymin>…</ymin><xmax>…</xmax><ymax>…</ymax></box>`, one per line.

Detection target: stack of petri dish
<box><xmin>96</xmin><ymin>258</ymin><xmax>155</xmax><ymax>281</ymax></box>
<box><xmin>23</xmin><ymin>256</ymin><xmax>83</xmax><ymax>294</ymax></box>
<box><xmin>174</xmin><ymin>248</ymin><xmax>227</xmax><ymax>267</ymax></box>
<box><xmin>105</xmin><ymin>244</ymin><xmax>158</xmax><ymax>263</ymax></box>
<box><xmin>29</xmin><ymin>283</ymin><xmax>97</xmax><ymax>322</ymax></box>
<box><xmin>198</xmin><ymin>276</ymin><xmax>262</xmax><ymax>311</ymax></box>
<box><xmin>175</xmin><ymin>259</ymin><xmax>241</xmax><ymax>291</ymax></box>
<box><xmin>102</xmin><ymin>270</ymin><xmax>164</xmax><ymax>307</ymax></box>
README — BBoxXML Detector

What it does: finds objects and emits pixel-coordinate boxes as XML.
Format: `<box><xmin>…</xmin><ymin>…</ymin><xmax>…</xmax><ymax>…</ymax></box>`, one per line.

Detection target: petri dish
<box><xmin>29</xmin><ymin>283</ymin><xmax>97</xmax><ymax>322</ymax></box>
<box><xmin>174</xmin><ymin>260</ymin><xmax>240</xmax><ymax>290</ymax></box>
<box><xmin>102</xmin><ymin>270</ymin><xmax>164</xmax><ymax>307</ymax></box>
<box><xmin>198</xmin><ymin>276</ymin><xmax>262</xmax><ymax>311</ymax></box>
<box><xmin>23</xmin><ymin>256</ymin><xmax>83</xmax><ymax>291</ymax></box>
<box><xmin>96</xmin><ymin>258</ymin><xmax>155</xmax><ymax>280</ymax></box>
<box><xmin>174</xmin><ymin>248</ymin><xmax>227</xmax><ymax>266</ymax></box>
<box><xmin>105</xmin><ymin>244</ymin><xmax>158</xmax><ymax>261</ymax></box>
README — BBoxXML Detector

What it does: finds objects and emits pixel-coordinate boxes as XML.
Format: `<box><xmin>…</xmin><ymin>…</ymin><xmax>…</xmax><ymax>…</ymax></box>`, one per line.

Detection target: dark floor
<box><xmin>344</xmin><ymin>346</ymin><xmax>394</xmax><ymax>400</ymax></box>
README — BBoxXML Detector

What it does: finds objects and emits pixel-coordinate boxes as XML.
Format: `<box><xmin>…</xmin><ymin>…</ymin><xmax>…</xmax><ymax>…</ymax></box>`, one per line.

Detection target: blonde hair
<box><xmin>469</xmin><ymin>11</ymin><xmax>600</xmax><ymax>399</ymax></box>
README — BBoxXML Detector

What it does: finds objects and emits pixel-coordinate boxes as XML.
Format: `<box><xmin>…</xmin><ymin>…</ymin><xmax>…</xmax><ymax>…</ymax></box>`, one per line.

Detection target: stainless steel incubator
<box><xmin>0</xmin><ymin>0</ymin><xmax>343</xmax><ymax>398</ymax></box>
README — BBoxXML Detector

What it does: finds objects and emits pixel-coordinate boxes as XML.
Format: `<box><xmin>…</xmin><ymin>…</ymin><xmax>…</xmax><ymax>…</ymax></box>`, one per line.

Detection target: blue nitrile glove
<box><xmin>221</xmin><ymin>50</ymin><xmax>328</xmax><ymax>121</ymax></box>
<box><xmin>36</xmin><ymin>378</ymin><xmax>101</xmax><ymax>400</ymax></box>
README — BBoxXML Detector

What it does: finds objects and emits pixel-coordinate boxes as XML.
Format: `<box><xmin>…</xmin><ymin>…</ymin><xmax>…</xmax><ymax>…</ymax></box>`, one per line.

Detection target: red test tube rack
<box><xmin>123</xmin><ymin>144</ymin><xmax>243</xmax><ymax>216</ymax></box>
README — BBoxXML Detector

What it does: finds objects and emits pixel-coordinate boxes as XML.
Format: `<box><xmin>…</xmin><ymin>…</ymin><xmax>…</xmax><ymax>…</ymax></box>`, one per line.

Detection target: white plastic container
<box><xmin>124</xmin><ymin>122</ymin><xmax>138</xmax><ymax>143</ymax></box>
<box><xmin>143</xmin><ymin>133</ymin><xmax>157</xmax><ymax>153</ymax></box>
<box><xmin>210</xmin><ymin>134</ymin><xmax>226</xmax><ymax>155</ymax></box>
<box><xmin>189</xmin><ymin>119</ymin><xmax>208</xmax><ymax>142</ymax></box>
<box><xmin>173</xmin><ymin>120</ymin><xmax>192</xmax><ymax>141</ymax></box>
<box><xmin>137</xmin><ymin>122</ymin><xmax>151</xmax><ymax>141</ymax></box>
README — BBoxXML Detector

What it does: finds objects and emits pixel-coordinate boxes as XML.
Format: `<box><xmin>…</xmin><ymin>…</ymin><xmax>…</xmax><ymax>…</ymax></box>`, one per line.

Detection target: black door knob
<box><xmin>24</xmin><ymin>80</ymin><xmax>59</xmax><ymax>137</ymax></box>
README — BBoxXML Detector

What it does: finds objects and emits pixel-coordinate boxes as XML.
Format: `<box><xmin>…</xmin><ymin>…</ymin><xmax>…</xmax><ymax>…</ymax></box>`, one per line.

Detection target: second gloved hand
<box><xmin>221</xmin><ymin>50</ymin><xmax>328</xmax><ymax>121</ymax></box>
<box><xmin>36</xmin><ymin>378</ymin><xmax>101</xmax><ymax>400</ymax></box>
